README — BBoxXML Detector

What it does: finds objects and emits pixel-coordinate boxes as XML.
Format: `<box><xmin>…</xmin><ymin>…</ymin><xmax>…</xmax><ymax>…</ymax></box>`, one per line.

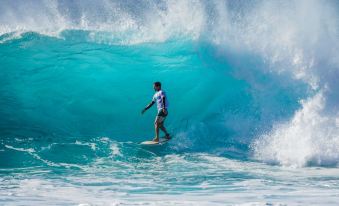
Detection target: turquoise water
<box><xmin>1</xmin><ymin>1</ymin><xmax>339</xmax><ymax>205</ymax></box>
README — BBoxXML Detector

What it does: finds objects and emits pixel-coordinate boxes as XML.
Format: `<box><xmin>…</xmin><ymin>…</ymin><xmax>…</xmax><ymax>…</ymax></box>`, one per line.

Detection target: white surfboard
<box><xmin>140</xmin><ymin>138</ymin><xmax>170</xmax><ymax>145</ymax></box>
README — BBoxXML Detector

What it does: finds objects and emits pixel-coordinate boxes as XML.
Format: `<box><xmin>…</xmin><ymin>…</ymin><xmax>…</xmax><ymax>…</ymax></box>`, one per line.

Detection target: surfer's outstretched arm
<box><xmin>141</xmin><ymin>101</ymin><xmax>155</xmax><ymax>114</ymax></box>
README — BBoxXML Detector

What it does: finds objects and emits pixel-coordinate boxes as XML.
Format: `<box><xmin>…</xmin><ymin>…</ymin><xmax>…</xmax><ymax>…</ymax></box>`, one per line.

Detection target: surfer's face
<box><xmin>153</xmin><ymin>84</ymin><xmax>160</xmax><ymax>91</ymax></box>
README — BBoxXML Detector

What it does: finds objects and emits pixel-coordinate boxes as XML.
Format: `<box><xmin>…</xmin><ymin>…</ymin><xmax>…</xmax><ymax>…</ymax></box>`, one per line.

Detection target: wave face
<box><xmin>1</xmin><ymin>0</ymin><xmax>339</xmax><ymax>205</ymax></box>
<box><xmin>0</xmin><ymin>31</ymin><xmax>305</xmax><ymax>158</ymax></box>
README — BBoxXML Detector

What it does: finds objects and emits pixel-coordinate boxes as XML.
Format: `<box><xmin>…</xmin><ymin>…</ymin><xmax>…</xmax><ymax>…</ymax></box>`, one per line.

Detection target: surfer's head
<box><xmin>153</xmin><ymin>81</ymin><xmax>161</xmax><ymax>91</ymax></box>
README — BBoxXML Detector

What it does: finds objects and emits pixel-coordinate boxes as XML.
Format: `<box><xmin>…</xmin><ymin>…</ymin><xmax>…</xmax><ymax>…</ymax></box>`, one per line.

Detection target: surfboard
<box><xmin>140</xmin><ymin>138</ymin><xmax>170</xmax><ymax>145</ymax></box>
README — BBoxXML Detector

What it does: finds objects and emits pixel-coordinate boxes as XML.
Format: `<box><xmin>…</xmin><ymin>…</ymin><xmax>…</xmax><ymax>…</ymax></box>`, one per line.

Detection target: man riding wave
<box><xmin>142</xmin><ymin>81</ymin><xmax>170</xmax><ymax>142</ymax></box>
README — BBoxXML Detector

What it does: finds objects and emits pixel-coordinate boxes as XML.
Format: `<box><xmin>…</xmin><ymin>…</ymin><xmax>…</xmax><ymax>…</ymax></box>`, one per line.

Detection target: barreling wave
<box><xmin>0</xmin><ymin>0</ymin><xmax>338</xmax><ymax>167</ymax></box>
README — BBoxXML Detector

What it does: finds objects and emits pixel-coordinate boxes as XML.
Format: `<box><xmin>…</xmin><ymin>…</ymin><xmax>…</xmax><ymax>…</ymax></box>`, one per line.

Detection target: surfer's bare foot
<box><xmin>165</xmin><ymin>134</ymin><xmax>171</xmax><ymax>140</ymax></box>
<box><xmin>152</xmin><ymin>137</ymin><xmax>159</xmax><ymax>142</ymax></box>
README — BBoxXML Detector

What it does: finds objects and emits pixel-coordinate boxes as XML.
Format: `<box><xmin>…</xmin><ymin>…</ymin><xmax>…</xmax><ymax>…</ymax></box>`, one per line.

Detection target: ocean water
<box><xmin>1</xmin><ymin>0</ymin><xmax>339</xmax><ymax>205</ymax></box>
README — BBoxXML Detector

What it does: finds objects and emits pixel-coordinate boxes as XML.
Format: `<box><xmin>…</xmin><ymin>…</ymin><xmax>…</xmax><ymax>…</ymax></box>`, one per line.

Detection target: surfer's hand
<box><xmin>162</xmin><ymin>108</ymin><xmax>167</xmax><ymax>115</ymax></box>
<box><xmin>141</xmin><ymin>109</ymin><xmax>146</xmax><ymax>114</ymax></box>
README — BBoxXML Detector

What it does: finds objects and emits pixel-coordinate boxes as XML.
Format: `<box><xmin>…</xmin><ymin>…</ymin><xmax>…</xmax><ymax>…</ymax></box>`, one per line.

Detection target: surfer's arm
<box><xmin>162</xmin><ymin>96</ymin><xmax>166</xmax><ymax>109</ymax></box>
<box><xmin>161</xmin><ymin>96</ymin><xmax>167</xmax><ymax>114</ymax></box>
<box><xmin>141</xmin><ymin>101</ymin><xmax>155</xmax><ymax>114</ymax></box>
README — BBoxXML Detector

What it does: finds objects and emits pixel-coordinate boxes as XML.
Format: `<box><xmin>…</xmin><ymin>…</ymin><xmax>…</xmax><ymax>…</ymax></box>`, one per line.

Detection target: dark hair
<box><xmin>154</xmin><ymin>81</ymin><xmax>161</xmax><ymax>87</ymax></box>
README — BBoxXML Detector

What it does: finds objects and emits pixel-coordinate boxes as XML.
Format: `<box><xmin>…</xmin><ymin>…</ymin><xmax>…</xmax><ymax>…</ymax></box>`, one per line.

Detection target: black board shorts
<box><xmin>157</xmin><ymin>109</ymin><xmax>168</xmax><ymax>117</ymax></box>
<box><xmin>155</xmin><ymin>110</ymin><xmax>168</xmax><ymax>124</ymax></box>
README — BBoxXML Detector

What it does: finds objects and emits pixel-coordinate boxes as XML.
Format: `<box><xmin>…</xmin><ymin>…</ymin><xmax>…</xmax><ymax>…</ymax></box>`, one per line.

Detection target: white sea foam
<box><xmin>1</xmin><ymin>153</ymin><xmax>339</xmax><ymax>205</ymax></box>
<box><xmin>252</xmin><ymin>92</ymin><xmax>339</xmax><ymax>167</ymax></box>
<box><xmin>110</xmin><ymin>142</ymin><xmax>121</xmax><ymax>156</ymax></box>
<box><xmin>75</xmin><ymin>140</ymin><xmax>96</xmax><ymax>151</ymax></box>
<box><xmin>0</xmin><ymin>0</ymin><xmax>205</xmax><ymax>44</ymax></box>
<box><xmin>4</xmin><ymin>145</ymin><xmax>35</xmax><ymax>153</ymax></box>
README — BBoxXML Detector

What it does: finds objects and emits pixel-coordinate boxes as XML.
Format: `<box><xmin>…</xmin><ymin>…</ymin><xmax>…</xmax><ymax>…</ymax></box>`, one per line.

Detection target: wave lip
<box><xmin>0</xmin><ymin>0</ymin><xmax>205</xmax><ymax>45</ymax></box>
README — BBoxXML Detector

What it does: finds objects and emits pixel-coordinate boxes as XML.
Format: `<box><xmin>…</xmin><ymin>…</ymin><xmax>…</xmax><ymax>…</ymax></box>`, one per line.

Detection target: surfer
<box><xmin>141</xmin><ymin>81</ymin><xmax>170</xmax><ymax>142</ymax></box>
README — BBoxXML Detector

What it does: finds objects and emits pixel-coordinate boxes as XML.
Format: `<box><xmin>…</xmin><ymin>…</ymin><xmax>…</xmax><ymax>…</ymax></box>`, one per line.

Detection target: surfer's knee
<box><xmin>155</xmin><ymin>121</ymin><xmax>160</xmax><ymax>128</ymax></box>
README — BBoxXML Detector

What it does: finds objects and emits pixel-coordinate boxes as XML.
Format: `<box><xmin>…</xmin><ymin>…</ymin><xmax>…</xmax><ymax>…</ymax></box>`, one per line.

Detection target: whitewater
<box><xmin>0</xmin><ymin>0</ymin><xmax>339</xmax><ymax>205</ymax></box>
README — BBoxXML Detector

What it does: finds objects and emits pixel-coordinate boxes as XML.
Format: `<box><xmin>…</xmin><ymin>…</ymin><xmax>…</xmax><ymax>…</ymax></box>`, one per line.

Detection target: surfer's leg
<box><xmin>153</xmin><ymin>124</ymin><xmax>160</xmax><ymax>142</ymax></box>
<box><xmin>153</xmin><ymin>117</ymin><xmax>160</xmax><ymax>142</ymax></box>
<box><xmin>159</xmin><ymin>123</ymin><xmax>170</xmax><ymax>139</ymax></box>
